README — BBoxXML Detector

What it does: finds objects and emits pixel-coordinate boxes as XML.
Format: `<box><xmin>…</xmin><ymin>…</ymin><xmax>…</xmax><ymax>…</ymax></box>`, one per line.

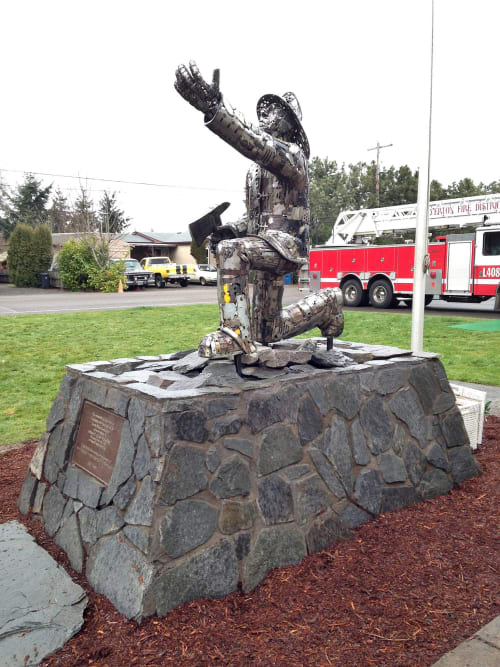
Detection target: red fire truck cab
<box><xmin>308</xmin><ymin>196</ymin><xmax>500</xmax><ymax>312</ymax></box>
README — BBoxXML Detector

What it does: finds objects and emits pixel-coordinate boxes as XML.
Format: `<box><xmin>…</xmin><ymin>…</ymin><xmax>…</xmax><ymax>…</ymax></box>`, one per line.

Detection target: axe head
<box><xmin>189</xmin><ymin>202</ymin><xmax>231</xmax><ymax>247</ymax></box>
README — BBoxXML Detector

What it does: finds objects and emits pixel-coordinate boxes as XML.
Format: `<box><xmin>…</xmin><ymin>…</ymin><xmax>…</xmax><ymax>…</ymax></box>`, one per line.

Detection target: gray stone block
<box><xmin>426</xmin><ymin>443</ymin><xmax>451</xmax><ymax>472</ymax></box>
<box><xmin>219</xmin><ymin>500</ymin><xmax>256</xmax><ymax>535</ymax></box>
<box><xmin>33</xmin><ymin>482</ymin><xmax>46</xmax><ymax>514</ymax></box>
<box><xmin>43</xmin><ymin>423</ymin><xmax>64</xmax><ymax>483</ymax></box>
<box><xmin>160</xmin><ymin>500</ymin><xmax>217</xmax><ymax>557</ymax></box>
<box><xmin>440</xmin><ymin>407</ymin><xmax>470</xmax><ymax>448</ymax></box>
<box><xmin>257</xmin><ymin>475</ymin><xmax>294</xmax><ymax>525</ymax></box>
<box><xmin>247</xmin><ymin>392</ymin><xmax>286</xmax><ymax>433</ymax></box>
<box><xmin>381</xmin><ymin>486</ymin><xmax>421</xmax><ymax>513</ymax></box>
<box><xmin>17</xmin><ymin>471</ymin><xmax>38</xmax><ymax>515</ymax></box>
<box><xmin>29</xmin><ymin>432</ymin><xmax>49</xmax><ymax>480</ymax></box>
<box><xmin>128</xmin><ymin>396</ymin><xmax>147</xmax><ymax>443</ymax></box>
<box><xmin>113</xmin><ymin>476</ymin><xmax>137</xmax><ymax>511</ymax></box>
<box><xmin>354</xmin><ymin>469</ymin><xmax>383</xmax><ymax>515</ymax></box>
<box><xmin>306</xmin><ymin>379</ymin><xmax>330</xmax><ymax>416</ymax></box>
<box><xmin>374</xmin><ymin>366</ymin><xmax>406</xmax><ymax>395</ymax></box>
<box><xmin>100</xmin><ymin>423</ymin><xmax>135</xmax><ymax>505</ymax></box>
<box><xmin>161</xmin><ymin>444</ymin><xmax>208</xmax><ymax>504</ymax></box>
<box><xmin>336</xmin><ymin>499</ymin><xmax>371</xmax><ymax>528</ymax></box>
<box><xmin>46</xmin><ymin>393</ymin><xmax>67</xmax><ymax>431</ymax></box>
<box><xmin>235</xmin><ymin>532</ymin><xmax>251</xmax><ymax>560</ymax></box>
<box><xmin>295</xmin><ymin>475</ymin><xmax>332</xmax><ymax>525</ymax></box>
<box><xmin>258</xmin><ymin>423</ymin><xmax>302</xmax><ymax>476</ymax></box>
<box><xmin>153</xmin><ymin>539</ymin><xmax>238</xmax><ymax>615</ymax></box>
<box><xmin>63</xmin><ymin>466</ymin><xmax>102</xmax><ymax>509</ymax></box>
<box><xmin>360</xmin><ymin>395</ymin><xmax>395</xmax><ymax>455</ymax></box>
<box><xmin>0</xmin><ymin>521</ymin><xmax>87</xmax><ymax>667</ymax></box>
<box><xmin>96</xmin><ymin>506</ymin><xmax>125</xmax><ymax>538</ymax></box>
<box><xmin>134</xmin><ymin>435</ymin><xmax>153</xmax><ymax>480</ymax></box>
<box><xmin>284</xmin><ymin>464</ymin><xmax>312</xmax><ymax>480</ymax></box>
<box><xmin>209</xmin><ymin>414</ymin><xmax>242</xmax><ymax>442</ymax></box>
<box><xmin>206</xmin><ymin>445</ymin><xmax>221</xmax><ymax>472</ymax></box>
<box><xmin>172</xmin><ymin>350</ymin><xmax>209</xmax><ymax>373</ymax></box>
<box><xmin>326</xmin><ymin>374</ymin><xmax>361</xmax><ymax>419</ymax></box>
<box><xmin>319</xmin><ymin>417</ymin><xmax>353</xmax><ymax>494</ymax></box>
<box><xmin>403</xmin><ymin>441</ymin><xmax>427</xmax><ymax>486</ymax></box>
<box><xmin>55</xmin><ymin>514</ymin><xmax>84</xmax><ymax>572</ymax></box>
<box><xmin>86</xmin><ymin>533</ymin><xmax>154</xmax><ymax>621</ymax></box>
<box><xmin>449</xmin><ymin>446</ymin><xmax>481</xmax><ymax>484</ymax></box>
<box><xmin>351</xmin><ymin>419</ymin><xmax>371</xmax><ymax>465</ymax></box>
<box><xmin>310</xmin><ymin>349</ymin><xmax>353</xmax><ymax>368</ymax></box>
<box><xmin>433</xmin><ymin>390</ymin><xmax>456</xmax><ymax>415</ymax></box>
<box><xmin>59</xmin><ymin>372</ymin><xmax>77</xmax><ymax>400</ymax></box>
<box><xmin>409</xmin><ymin>363</ymin><xmax>441</xmax><ymax>413</ymax></box>
<box><xmin>390</xmin><ymin>388</ymin><xmax>427</xmax><ymax>447</ymax></box>
<box><xmin>309</xmin><ymin>447</ymin><xmax>346</xmax><ymax>499</ymax></box>
<box><xmin>125</xmin><ymin>476</ymin><xmax>154</xmax><ymax>526</ymax></box>
<box><xmin>277</xmin><ymin>384</ymin><xmax>304</xmax><ymax>423</ymax></box>
<box><xmin>79</xmin><ymin>507</ymin><xmax>97</xmax><ymax>545</ymax></box>
<box><xmin>169</xmin><ymin>409</ymin><xmax>208</xmax><ymax>443</ymax></box>
<box><xmin>124</xmin><ymin>526</ymin><xmax>150</xmax><ymax>554</ymax></box>
<box><xmin>43</xmin><ymin>485</ymin><xmax>66</xmax><ymax>537</ymax></box>
<box><xmin>378</xmin><ymin>453</ymin><xmax>408</xmax><ymax>484</ymax></box>
<box><xmin>210</xmin><ymin>455</ymin><xmax>251</xmax><ymax>498</ymax></box>
<box><xmin>298</xmin><ymin>395</ymin><xmax>323</xmax><ymax>444</ymax></box>
<box><xmin>206</xmin><ymin>395</ymin><xmax>239</xmax><ymax>418</ymax></box>
<box><xmin>306</xmin><ymin>512</ymin><xmax>353</xmax><ymax>554</ymax></box>
<box><xmin>224</xmin><ymin>437</ymin><xmax>253</xmax><ymax>458</ymax></box>
<box><xmin>418</xmin><ymin>470</ymin><xmax>453</xmax><ymax>500</ymax></box>
<box><xmin>144</xmin><ymin>414</ymin><xmax>163</xmax><ymax>456</ymax></box>
<box><xmin>243</xmin><ymin>525</ymin><xmax>306</xmax><ymax>592</ymax></box>
<box><xmin>104</xmin><ymin>387</ymin><xmax>130</xmax><ymax>417</ymax></box>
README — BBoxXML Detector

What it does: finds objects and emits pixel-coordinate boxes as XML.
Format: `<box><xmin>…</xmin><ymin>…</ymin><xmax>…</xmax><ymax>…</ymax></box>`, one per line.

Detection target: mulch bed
<box><xmin>1</xmin><ymin>420</ymin><xmax>499</xmax><ymax>667</ymax></box>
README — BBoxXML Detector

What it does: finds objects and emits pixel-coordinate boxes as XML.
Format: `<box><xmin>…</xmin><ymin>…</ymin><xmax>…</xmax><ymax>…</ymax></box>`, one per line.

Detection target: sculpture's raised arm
<box><xmin>174</xmin><ymin>61</ymin><xmax>307</xmax><ymax>187</ymax></box>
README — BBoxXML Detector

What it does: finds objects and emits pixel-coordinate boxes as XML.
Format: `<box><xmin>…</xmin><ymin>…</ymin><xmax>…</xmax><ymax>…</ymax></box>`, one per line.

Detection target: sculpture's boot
<box><xmin>265</xmin><ymin>287</ymin><xmax>344</xmax><ymax>346</ymax></box>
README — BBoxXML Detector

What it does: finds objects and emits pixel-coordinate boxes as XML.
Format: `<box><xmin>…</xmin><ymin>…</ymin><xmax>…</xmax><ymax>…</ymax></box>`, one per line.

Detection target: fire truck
<box><xmin>308</xmin><ymin>193</ymin><xmax>500</xmax><ymax>312</ymax></box>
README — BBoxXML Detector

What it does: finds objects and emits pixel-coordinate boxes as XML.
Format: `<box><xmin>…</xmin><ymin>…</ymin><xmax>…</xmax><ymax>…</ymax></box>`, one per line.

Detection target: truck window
<box><xmin>483</xmin><ymin>231</ymin><xmax>500</xmax><ymax>256</ymax></box>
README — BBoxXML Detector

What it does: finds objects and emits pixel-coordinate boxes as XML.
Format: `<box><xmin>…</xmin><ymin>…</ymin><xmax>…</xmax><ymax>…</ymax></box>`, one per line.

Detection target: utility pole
<box><xmin>367</xmin><ymin>141</ymin><xmax>393</xmax><ymax>207</ymax></box>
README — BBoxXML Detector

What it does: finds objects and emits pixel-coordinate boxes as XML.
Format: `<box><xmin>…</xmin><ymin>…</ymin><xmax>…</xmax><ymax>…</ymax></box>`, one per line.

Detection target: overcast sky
<box><xmin>1</xmin><ymin>0</ymin><xmax>499</xmax><ymax>235</ymax></box>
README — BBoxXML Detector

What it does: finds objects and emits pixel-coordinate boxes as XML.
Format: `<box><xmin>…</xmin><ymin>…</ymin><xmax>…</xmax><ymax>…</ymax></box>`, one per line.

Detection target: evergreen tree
<box><xmin>71</xmin><ymin>184</ymin><xmax>97</xmax><ymax>232</ymax></box>
<box><xmin>0</xmin><ymin>173</ymin><xmax>52</xmax><ymax>239</ymax></box>
<box><xmin>7</xmin><ymin>224</ymin><xmax>40</xmax><ymax>286</ymax></box>
<box><xmin>33</xmin><ymin>225</ymin><xmax>53</xmax><ymax>275</ymax></box>
<box><xmin>48</xmin><ymin>188</ymin><xmax>72</xmax><ymax>232</ymax></box>
<box><xmin>97</xmin><ymin>191</ymin><xmax>130</xmax><ymax>234</ymax></box>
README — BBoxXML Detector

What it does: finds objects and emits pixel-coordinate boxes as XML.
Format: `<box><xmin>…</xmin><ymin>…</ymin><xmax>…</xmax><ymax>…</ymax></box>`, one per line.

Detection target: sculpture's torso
<box><xmin>206</xmin><ymin>101</ymin><xmax>310</xmax><ymax>264</ymax></box>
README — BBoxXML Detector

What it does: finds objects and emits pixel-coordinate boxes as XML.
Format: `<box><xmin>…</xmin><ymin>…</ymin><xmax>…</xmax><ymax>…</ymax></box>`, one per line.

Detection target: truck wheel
<box><xmin>200</xmin><ymin>277</ymin><xmax>207</xmax><ymax>286</ymax></box>
<box><xmin>369</xmin><ymin>279</ymin><xmax>394</xmax><ymax>308</ymax></box>
<box><xmin>155</xmin><ymin>274</ymin><xmax>164</xmax><ymax>288</ymax></box>
<box><xmin>342</xmin><ymin>279</ymin><xmax>364</xmax><ymax>307</ymax></box>
<box><xmin>180</xmin><ymin>278</ymin><xmax>188</xmax><ymax>287</ymax></box>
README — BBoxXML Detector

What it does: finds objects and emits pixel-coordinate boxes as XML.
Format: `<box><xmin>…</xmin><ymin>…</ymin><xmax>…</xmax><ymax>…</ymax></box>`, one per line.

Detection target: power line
<box><xmin>0</xmin><ymin>168</ymin><xmax>241</xmax><ymax>193</ymax></box>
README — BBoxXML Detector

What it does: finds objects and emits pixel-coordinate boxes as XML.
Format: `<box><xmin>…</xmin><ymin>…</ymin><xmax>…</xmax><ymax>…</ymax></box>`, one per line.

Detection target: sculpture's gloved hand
<box><xmin>209</xmin><ymin>225</ymin><xmax>235</xmax><ymax>254</ymax></box>
<box><xmin>174</xmin><ymin>61</ymin><xmax>221</xmax><ymax>115</ymax></box>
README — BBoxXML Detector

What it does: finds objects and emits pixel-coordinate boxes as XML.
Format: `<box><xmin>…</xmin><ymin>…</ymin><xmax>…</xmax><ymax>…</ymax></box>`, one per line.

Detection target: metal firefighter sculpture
<box><xmin>175</xmin><ymin>61</ymin><xmax>343</xmax><ymax>360</ymax></box>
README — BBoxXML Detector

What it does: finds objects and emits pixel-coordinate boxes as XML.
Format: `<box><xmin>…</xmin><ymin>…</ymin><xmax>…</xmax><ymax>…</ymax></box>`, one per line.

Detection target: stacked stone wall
<box><xmin>18</xmin><ymin>343</ymin><xmax>480</xmax><ymax>620</ymax></box>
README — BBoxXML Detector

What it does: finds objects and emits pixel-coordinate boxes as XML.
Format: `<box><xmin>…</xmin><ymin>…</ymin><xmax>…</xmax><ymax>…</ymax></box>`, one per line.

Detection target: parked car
<box><xmin>140</xmin><ymin>257</ymin><xmax>195</xmax><ymax>287</ymax></box>
<box><xmin>189</xmin><ymin>264</ymin><xmax>217</xmax><ymax>286</ymax></box>
<box><xmin>111</xmin><ymin>259</ymin><xmax>153</xmax><ymax>288</ymax></box>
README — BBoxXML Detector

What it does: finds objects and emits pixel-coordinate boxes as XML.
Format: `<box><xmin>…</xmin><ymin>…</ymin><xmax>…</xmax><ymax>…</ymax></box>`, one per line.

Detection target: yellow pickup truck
<box><xmin>140</xmin><ymin>257</ymin><xmax>195</xmax><ymax>288</ymax></box>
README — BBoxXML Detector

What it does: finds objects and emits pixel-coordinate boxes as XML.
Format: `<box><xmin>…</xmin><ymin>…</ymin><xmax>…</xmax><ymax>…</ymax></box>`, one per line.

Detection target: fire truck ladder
<box><xmin>327</xmin><ymin>193</ymin><xmax>500</xmax><ymax>246</ymax></box>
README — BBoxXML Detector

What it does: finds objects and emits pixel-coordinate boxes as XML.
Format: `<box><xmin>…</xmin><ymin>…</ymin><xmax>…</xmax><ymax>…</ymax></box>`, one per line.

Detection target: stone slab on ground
<box><xmin>431</xmin><ymin>616</ymin><xmax>500</xmax><ymax>666</ymax></box>
<box><xmin>0</xmin><ymin>521</ymin><xmax>87</xmax><ymax>667</ymax></box>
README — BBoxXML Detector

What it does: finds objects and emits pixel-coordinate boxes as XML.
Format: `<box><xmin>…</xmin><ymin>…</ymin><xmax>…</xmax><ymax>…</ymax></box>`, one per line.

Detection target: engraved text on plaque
<box><xmin>72</xmin><ymin>401</ymin><xmax>125</xmax><ymax>485</ymax></box>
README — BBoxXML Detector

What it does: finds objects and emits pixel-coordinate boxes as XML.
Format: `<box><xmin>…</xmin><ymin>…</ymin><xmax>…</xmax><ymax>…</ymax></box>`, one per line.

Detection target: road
<box><xmin>0</xmin><ymin>282</ymin><xmax>497</xmax><ymax>318</ymax></box>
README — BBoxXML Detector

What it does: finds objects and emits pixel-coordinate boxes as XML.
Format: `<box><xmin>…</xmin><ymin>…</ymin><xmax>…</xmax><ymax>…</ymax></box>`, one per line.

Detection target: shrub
<box><xmin>7</xmin><ymin>224</ymin><xmax>41</xmax><ymax>287</ymax></box>
<box><xmin>33</xmin><ymin>225</ymin><xmax>53</xmax><ymax>277</ymax></box>
<box><xmin>88</xmin><ymin>261</ymin><xmax>127</xmax><ymax>293</ymax></box>
<box><xmin>56</xmin><ymin>239</ymin><xmax>96</xmax><ymax>291</ymax></box>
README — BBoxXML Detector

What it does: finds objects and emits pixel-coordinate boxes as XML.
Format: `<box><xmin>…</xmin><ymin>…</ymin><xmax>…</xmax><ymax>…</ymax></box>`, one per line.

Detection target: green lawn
<box><xmin>1</xmin><ymin>306</ymin><xmax>498</xmax><ymax>445</ymax></box>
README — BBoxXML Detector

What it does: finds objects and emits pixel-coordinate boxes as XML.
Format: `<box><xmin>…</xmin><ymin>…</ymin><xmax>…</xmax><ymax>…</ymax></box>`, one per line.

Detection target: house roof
<box><xmin>122</xmin><ymin>231</ymin><xmax>191</xmax><ymax>245</ymax></box>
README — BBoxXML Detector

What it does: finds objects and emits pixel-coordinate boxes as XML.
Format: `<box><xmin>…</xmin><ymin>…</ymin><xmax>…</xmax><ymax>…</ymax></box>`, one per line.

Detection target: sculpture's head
<box><xmin>257</xmin><ymin>92</ymin><xmax>310</xmax><ymax>158</ymax></box>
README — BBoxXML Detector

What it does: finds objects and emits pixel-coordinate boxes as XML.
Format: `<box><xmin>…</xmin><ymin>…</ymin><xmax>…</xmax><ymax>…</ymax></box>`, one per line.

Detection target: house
<box><xmin>122</xmin><ymin>231</ymin><xmax>199</xmax><ymax>264</ymax></box>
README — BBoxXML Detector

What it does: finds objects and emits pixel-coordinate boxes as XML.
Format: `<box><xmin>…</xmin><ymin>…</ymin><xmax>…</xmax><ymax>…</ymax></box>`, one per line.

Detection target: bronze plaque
<box><xmin>72</xmin><ymin>401</ymin><xmax>125</xmax><ymax>486</ymax></box>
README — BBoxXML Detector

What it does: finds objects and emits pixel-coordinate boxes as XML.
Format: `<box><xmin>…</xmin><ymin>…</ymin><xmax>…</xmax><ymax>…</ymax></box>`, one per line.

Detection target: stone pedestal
<box><xmin>18</xmin><ymin>341</ymin><xmax>480</xmax><ymax>620</ymax></box>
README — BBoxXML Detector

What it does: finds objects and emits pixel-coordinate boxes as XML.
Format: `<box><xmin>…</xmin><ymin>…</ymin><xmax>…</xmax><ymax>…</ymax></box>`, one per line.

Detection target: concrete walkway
<box><xmin>431</xmin><ymin>616</ymin><xmax>500</xmax><ymax>665</ymax></box>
